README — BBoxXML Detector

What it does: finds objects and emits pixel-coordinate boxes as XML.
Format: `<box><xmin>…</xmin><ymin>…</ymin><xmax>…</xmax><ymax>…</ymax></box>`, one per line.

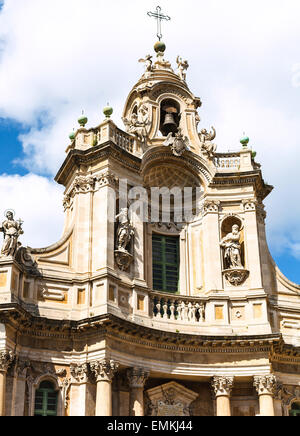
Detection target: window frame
<box><xmin>152</xmin><ymin>233</ymin><xmax>180</xmax><ymax>294</ymax></box>
<box><xmin>34</xmin><ymin>381</ymin><xmax>58</xmax><ymax>417</ymax></box>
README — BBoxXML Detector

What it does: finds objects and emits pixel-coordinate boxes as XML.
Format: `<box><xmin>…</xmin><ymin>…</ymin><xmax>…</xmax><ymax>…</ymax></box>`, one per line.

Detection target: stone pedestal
<box><xmin>254</xmin><ymin>375</ymin><xmax>276</xmax><ymax>416</ymax></box>
<box><xmin>127</xmin><ymin>367</ymin><xmax>149</xmax><ymax>416</ymax></box>
<box><xmin>90</xmin><ymin>359</ymin><xmax>119</xmax><ymax>416</ymax></box>
<box><xmin>212</xmin><ymin>376</ymin><xmax>234</xmax><ymax>416</ymax></box>
<box><xmin>0</xmin><ymin>351</ymin><xmax>14</xmax><ymax>416</ymax></box>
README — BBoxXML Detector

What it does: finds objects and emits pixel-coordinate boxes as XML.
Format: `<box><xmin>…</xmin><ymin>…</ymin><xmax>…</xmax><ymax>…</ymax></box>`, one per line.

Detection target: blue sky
<box><xmin>0</xmin><ymin>0</ymin><xmax>299</xmax><ymax>284</ymax></box>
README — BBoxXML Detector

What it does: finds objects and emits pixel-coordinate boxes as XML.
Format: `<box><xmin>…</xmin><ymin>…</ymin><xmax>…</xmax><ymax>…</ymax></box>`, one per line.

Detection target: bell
<box><xmin>162</xmin><ymin>112</ymin><xmax>177</xmax><ymax>135</ymax></box>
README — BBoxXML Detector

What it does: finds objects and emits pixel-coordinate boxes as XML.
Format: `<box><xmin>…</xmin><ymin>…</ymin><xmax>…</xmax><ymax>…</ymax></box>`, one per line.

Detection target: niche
<box><xmin>220</xmin><ymin>216</ymin><xmax>245</xmax><ymax>269</ymax></box>
<box><xmin>159</xmin><ymin>99</ymin><xmax>181</xmax><ymax>137</ymax></box>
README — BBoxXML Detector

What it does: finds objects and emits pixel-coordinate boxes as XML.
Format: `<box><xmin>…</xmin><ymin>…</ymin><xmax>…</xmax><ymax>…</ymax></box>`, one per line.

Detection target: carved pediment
<box><xmin>146</xmin><ymin>381</ymin><xmax>198</xmax><ymax>416</ymax></box>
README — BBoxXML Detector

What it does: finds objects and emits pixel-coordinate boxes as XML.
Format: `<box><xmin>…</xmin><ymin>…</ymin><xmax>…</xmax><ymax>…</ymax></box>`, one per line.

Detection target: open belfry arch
<box><xmin>0</xmin><ymin>6</ymin><xmax>299</xmax><ymax>417</ymax></box>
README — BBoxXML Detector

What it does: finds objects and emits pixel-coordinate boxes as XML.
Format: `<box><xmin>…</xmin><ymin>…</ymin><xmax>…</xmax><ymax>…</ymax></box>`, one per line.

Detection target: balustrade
<box><xmin>214</xmin><ymin>153</ymin><xmax>240</xmax><ymax>171</ymax></box>
<box><xmin>150</xmin><ymin>292</ymin><xmax>206</xmax><ymax>324</ymax></box>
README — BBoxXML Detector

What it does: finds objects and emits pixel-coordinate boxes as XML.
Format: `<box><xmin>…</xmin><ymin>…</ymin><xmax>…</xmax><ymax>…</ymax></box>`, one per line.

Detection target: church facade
<box><xmin>0</xmin><ymin>41</ymin><xmax>299</xmax><ymax>417</ymax></box>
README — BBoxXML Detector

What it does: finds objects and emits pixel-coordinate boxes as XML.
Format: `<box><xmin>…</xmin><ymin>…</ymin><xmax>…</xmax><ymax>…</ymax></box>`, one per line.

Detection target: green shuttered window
<box><xmin>152</xmin><ymin>234</ymin><xmax>180</xmax><ymax>293</ymax></box>
<box><xmin>34</xmin><ymin>381</ymin><xmax>58</xmax><ymax>416</ymax></box>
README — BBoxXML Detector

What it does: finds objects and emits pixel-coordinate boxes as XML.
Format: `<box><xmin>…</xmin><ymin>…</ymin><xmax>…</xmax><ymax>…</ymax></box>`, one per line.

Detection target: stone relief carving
<box><xmin>0</xmin><ymin>211</ymin><xmax>24</xmax><ymax>258</ymax></box>
<box><xmin>176</xmin><ymin>56</ymin><xmax>189</xmax><ymax>81</ymax></box>
<box><xmin>115</xmin><ymin>208</ymin><xmax>134</xmax><ymax>271</ymax></box>
<box><xmin>70</xmin><ymin>363</ymin><xmax>90</xmax><ymax>383</ymax></box>
<box><xmin>146</xmin><ymin>382</ymin><xmax>198</xmax><ymax>417</ymax></box>
<box><xmin>203</xmin><ymin>200</ymin><xmax>220</xmax><ymax>214</ymax></box>
<box><xmin>124</xmin><ymin>103</ymin><xmax>150</xmax><ymax>143</ymax></box>
<box><xmin>0</xmin><ymin>350</ymin><xmax>15</xmax><ymax>372</ymax></box>
<box><xmin>199</xmin><ymin>127</ymin><xmax>217</xmax><ymax>158</ymax></box>
<box><xmin>163</xmin><ymin>128</ymin><xmax>190</xmax><ymax>157</ymax></box>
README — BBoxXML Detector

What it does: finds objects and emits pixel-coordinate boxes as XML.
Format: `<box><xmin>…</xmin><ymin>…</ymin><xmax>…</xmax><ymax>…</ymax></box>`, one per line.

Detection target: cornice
<box><xmin>55</xmin><ymin>142</ymin><xmax>142</xmax><ymax>187</ymax></box>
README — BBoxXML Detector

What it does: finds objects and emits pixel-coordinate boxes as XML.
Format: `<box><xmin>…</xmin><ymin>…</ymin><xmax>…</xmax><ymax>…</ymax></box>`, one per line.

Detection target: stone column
<box><xmin>11</xmin><ymin>359</ymin><xmax>31</xmax><ymax>416</ymax></box>
<box><xmin>211</xmin><ymin>376</ymin><xmax>234</xmax><ymax>416</ymax></box>
<box><xmin>69</xmin><ymin>363</ymin><xmax>94</xmax><ymax>416</ymax></box>
<box><xmin>254</xmin><ymin>375</ymin><xmax>276</xmax><ymax>416</ymax></box>
<box><xmin>0</xmin><ymin>350</ymin><xmax>15</xmax><ymax>416</ymax></box>
<box><xmin>127</xmin><ymin>367</ymin><xmax>149</xmax><ymax>416</ymax></box>
<box><xmin>90</xmin><ymin>359</ymin><xmax>119</xmax><ymax>416</ymax></box>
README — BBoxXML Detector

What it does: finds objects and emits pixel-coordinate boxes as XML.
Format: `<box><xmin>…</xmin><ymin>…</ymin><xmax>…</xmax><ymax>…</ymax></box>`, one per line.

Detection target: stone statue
<box><xmin>139</xmin><ymin>55</ymin><xmax>153</xmax><ymax>73</ymax></box>
<box><xmin>176</xmin><ymin>56</ymin><xmax>189</xmax><ymax>81</ymax></box>
<box><xmin>115</xmin><ymin>208</ymin><xmax>134</xmax><ymax>252</ymax></box>
<box><xmin>125</xmin><ymin>104</ymin><xmax>150</xmax><ymax>143</ymax></box>
<box><xmin>220</xmin><ymin>224</ymin><xmax>243</xmax><ymax>269</ymax></box>
<box><xmin>163</xmin><ymin>128</ymin><xmax>190</xmax><ymax>157</ymax></box>
<box><xmin>0</xmin><ymin>211</ymin><xmax>24</xmax><ymax>257</ymax></box>
<box><xmin>199</xmin><ymin>127</ymin><xmax>217</xmax><ymax>157</ymax></box>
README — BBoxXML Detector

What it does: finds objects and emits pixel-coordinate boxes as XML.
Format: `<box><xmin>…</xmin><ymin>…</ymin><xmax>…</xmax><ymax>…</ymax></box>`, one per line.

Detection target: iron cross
<box><xmin>147</xmin><ymin>6</ymin><xmax>171</xmax><ymax>41</ymax></box>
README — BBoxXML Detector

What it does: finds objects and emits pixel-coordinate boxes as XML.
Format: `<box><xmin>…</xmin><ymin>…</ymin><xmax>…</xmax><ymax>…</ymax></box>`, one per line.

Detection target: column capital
<box><xmin>0</xmin><ymin>350</ymin><xmax>15</xmax><ymax>373</ymax></box>
<box><xmin>254</xmin><ymin>375</ymin><xmax>277</xmax><ymax>396</ymax></box>
<box><xmin>211</xmin><ymin>376</ymin><xmax>234</xmax><ymax>397</ymax></box>
<box><xmin>70</xmin><ymin>363</ymin><xmax>90</xmax><ymax>384</ymax></box>
<box><xmin>127</xmin><ymin>367</ymin><xmax>150</xmax><ymax>388</ymax></box>
<box><xmin>90</xmin><ymin>359</ymin><xmax>119</xmax><ymax>383</ymax></box>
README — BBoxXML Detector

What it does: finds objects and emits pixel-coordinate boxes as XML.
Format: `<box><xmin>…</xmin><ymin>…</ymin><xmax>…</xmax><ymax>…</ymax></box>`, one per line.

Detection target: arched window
<box><xmin>289</xmin><ymin>402</ymin><xmax>300</xmax><ymax>417</ymax></box>
<box><xmin>34</xmin><ymin>381</ymin><xmax>58</xmax><ymax>417</ymax></box>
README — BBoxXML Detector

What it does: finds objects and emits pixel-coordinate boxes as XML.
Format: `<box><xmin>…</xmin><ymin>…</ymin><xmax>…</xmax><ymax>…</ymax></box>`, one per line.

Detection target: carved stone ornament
<box><xmin>163</xmin><ymin>129</ymin><xmax>190</xmax><ymax>157</ymax></box>
<box><xmin>127</xmin><ymin>367</ymin><xmax>150</xmax><ymax>388</ymax></box>
<box><xmin>70</xmin><ymin>363</ymin><xmax>89</xmax><ymax>383</ymax></box>
<box><xmin>253</xmin><ymin>375</ymin><xmax>277</xmax><ymax>396</ymax></box>
<box><xmin>0</xmin><ymin>350</ymin><xmax>15</xmax><ymax>372</ymax></box>
<box><xmin>203</xmin><ymin>200</ymin><xmax>220</xmax><ymax>214</ymax></box>
<box><xmin>146</xmin><ymin>381</ymin><xmax>198</xmax><ymax>417</ymax></box>
<box><xmin>15</xmin><ymin>246</ymin><xmax>41</xmax><ymax>276</ymax></box>
<box><xmin>199</xmin><ymin>127</ymin><xmax>217</xmax><ymax>158</ymax></box>
<box><xmin>176</xmin><ymin>56</ymin><xmax>189</xmax><ymax>81</ymax></box>
<box><xmin>223</xmin><ymin>268</ymin><xmax>249</xmax><ymax>286</ymax></box>
<box><xmin>211</xmin><ymin>376</ymin><xmax>234</xmax><ymax>397</ymax></box>
<box><xmin>90</xmin><ymin>359</ymin><xmax>119</xmax><ymax>383</ymax></box>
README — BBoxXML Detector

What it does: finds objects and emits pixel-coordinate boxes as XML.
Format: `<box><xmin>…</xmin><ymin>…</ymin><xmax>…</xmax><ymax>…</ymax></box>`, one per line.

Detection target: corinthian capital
<box><xmin>70</xmin><ymin>363</ymin><xmax>89</xmax><ymax>384</ymax></box>
<box><xmin>90</xmin><ymin>359</ymin><xmax>119</xmax><ymax>383</ymax></box>
<box><xmin>254</xmin><ymin>375</ymin><xmax>277</xmax><ymax>396</ymax></box>
<box><xmin>127</xmin><ymin>367</ymin><xmax>150</xmax><ymax>388</ymax></box>
<box><xmin>211</xmin><ymin>376</ymin><xmax>234</xmax><ymax>397</ymax></box>
<box><xmin>0</xmin><ymin>350</ymin><xmax>15</xmax><ymax>373</ymax></box>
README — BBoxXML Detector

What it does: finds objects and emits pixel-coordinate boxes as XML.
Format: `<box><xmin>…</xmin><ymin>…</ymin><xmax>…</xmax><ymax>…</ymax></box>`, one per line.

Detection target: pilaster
<box><xmin>127</xmin><ymin>367</ymin><xmax>150</xmax><ymax>416</ymax></box>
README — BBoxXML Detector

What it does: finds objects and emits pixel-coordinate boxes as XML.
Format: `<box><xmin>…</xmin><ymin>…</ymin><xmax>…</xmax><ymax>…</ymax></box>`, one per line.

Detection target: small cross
<box><xmin>147</xmin><ymin>6</ymin><xmax>171</xmax><ymax>41</ymax></box>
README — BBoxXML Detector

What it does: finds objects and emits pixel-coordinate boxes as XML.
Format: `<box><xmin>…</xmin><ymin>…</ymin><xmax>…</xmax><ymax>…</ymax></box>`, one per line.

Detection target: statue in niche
<box><xmin>115</xmin><ymin>208</ymin><xmax>134</xmax><ymax>272</ymax></box>
<box><xmin>0</xmin><ymin>211</ymin><xmax>24</xmax><ymax>257</ymax></box>
<box><xmin>115</xmin><ymin>208</ymin><xmax>134</xmax><ymax>252</ymax></box>
<box><xmin>176</xmin><ymin>56</ymin><xmax>189</xmax><ymax>81</ymax></box>
<box><xmin>220</xmin><ymin>224</ymin><xmax>243</xmax><ymax>269</ymax></box>
<box><xmin>163</xmin><ymin>128</ymin><xmax>190</xmax><ymax>157</ymax></box>
<box><xmin>199</xmin><ymin>127</ymin><xmax>217</xmax><ymax>157</ymax></box>
<box><xmin>139</xmin><ymin>54</ymin><xmax>153</xmax><ymax>73</ymax></box>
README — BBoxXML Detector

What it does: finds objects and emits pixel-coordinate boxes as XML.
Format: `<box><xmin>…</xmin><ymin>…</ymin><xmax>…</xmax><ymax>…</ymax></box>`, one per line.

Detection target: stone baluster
<box><xmin>127</xmin><ymin>367</ymin><xmax>150</xmax><ymax>416</ymax></box>
<box><xmin>156</xmin><ymin>301</ymin><xmax>162</xmax><ymax>319</ymax></box>
<box><xmin>90</xmin><ymin>359</ymin><xmax>119</xmax><ymax>416</ymax></box>
<box><xmin>0</xmin><ymin>350</ymin><xmax>15</xmax><ymax>416</ymax></box>
<box><xmin>163</xmin><ymin>302</ymin><xmax>168</xmax><ymax>319</ymax></box>
<box><xmin>253</xmin><ymin>375</ymin><xmax>276</xmax><ymax>416</ymax></box>
<box><xmin>212</xmin><ymin>376</ymin><xmax>234</xmax><ymax>416</ymax></box>
<box><xmin>169</xmin><ymin>299</ymin><xmax>176</xmax><ymax>320</ymax></box>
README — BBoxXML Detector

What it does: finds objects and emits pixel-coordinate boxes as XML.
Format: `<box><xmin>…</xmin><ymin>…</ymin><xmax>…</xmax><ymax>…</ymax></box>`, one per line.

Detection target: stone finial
<box><xmin>211</xmin><ymin>376</ymin><xmax>234</xmax><ymax>397</ymax></box>
<box><xmin>90</xmin><ymin>359</ymin><xmax>119</xmax><ymax>383</ymax></box>
<box><xmin>127</xmin><ymin>367</ymin><xmax>150</xmax><ymax>388</ymax></box>
<box><xmin>254</xmin><ymin>375</ymin><xmax>277</xmax><ymax>396</ymax></box>
<box><xmin>0</xmin><ymin>350</ymin><xmax>15</xmax><ymax>373</ymax></box>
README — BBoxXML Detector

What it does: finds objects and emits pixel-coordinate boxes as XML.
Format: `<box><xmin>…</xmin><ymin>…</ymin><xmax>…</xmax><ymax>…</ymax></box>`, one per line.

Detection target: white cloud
<box><xmin>0</xmin><ymin>174</ymin><xmax>64</xmax><ymax>248</ymax></box>
<box><xmin>0</xmin><ymin>0</ymin><xmax>299</xmax><ymax>265</ymax></box>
